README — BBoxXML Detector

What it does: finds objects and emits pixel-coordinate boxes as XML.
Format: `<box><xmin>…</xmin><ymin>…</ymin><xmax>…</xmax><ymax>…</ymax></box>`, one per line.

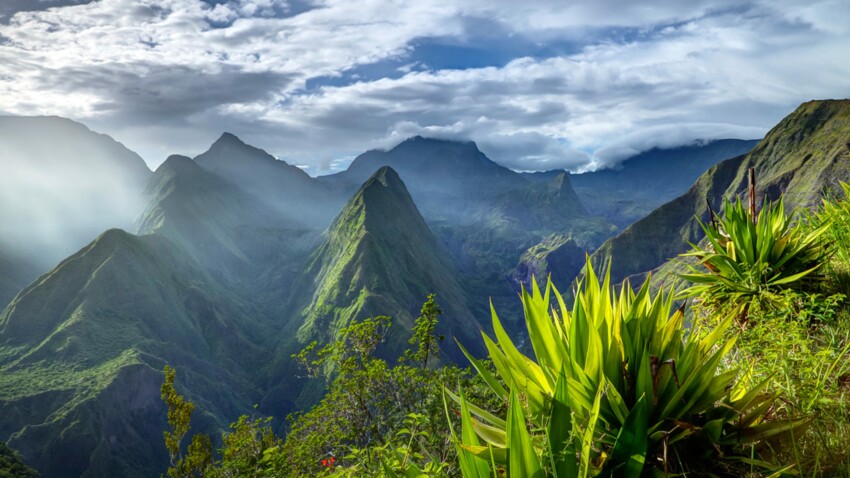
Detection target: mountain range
<box><xmin>7</xmin><ymin>100</ymin><xmax>848</xmax><ymax>477</ymax></box>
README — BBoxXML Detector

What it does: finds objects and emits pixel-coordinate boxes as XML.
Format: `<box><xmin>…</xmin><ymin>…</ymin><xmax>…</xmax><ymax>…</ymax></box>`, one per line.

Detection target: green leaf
<box><xmin>548</xmin><ymin>367</ymin><xmax>578</xmax><ymax>478</ymax></box>
<box><xmin>606</xmin><ymin>394</ymin><xmax>648</xmax><ymax>477</ymax></box>
<box><xmin>506</xmin><ymin>386</ymin><xmax>545</xmax><ymax>478</ymax></box>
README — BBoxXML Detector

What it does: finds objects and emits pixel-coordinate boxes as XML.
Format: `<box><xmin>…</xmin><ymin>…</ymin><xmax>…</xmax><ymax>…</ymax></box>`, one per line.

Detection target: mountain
<box><xmin>591</xmin><ymin>100</ymin><xmax>850</xmax><ymax>284</ymax></box>
<box><xmin>0</xmin><ymin>116</ymin><xmax>151</xmax><ymax>298</ymax></box>
<box><xmin>0</xmin><ymin>253</ymin><xmax>39</xmax><ymax>312</ymax></box>
<box><xmin>138</xmin><ymin>153</ymin><xmax>322</xmax><ymax>317</ymax></box>
<box><xmin>524</xmin><ymin>140</ymin><xmax>759</xmax><ymax>228</ymax></box>
<box><xmin>324</xmin><ymin>137</ymin><xmax>614</xmax><ymax>279</ymax></box>
<box><xmin>511</xmin><ymin>234</ymin><xmax>587</xmax><ymax>293</ymax></box>
<box><xmin>324</xmin><ymin>136</ymin><xmax>582</xmax><ymax>222</ymax></box>
<box><xmin>0</xmin><ymin>119</ymin><xmax>803</xmax><ymax>478</ymax></box>
<box><xmin>328</xmin><ymin>136</ymin><xmax>516</xmax><ymax>192</ymax></box>
<box><xmin>194</xmin><ymin>133</ymin><xmax>344</xmax><ymax>229</ymax></box>
<box><xmin>0</xmin><ymin>230</ymin><xmax>271</xmax><ymax>478</ymax></box>
<box><xmin>288</xmin><ymin>166</ymin><xmax>481</xmax><ymax>360</ymax></box>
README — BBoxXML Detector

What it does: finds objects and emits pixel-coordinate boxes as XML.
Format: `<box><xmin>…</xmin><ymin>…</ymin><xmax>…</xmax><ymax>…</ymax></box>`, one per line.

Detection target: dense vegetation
<box><xmin>159</xmin><ymin>184</ymin><xmax>850</xmax><ymax>476</ymax></box>
<box><xmin>0</xmin><ymin>442</ymin><xmax>38</xmax><ymax>478</ymax></box>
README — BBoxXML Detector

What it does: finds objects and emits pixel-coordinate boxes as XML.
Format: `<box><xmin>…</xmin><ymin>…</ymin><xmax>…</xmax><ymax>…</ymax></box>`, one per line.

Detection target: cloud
<box><xmin>593</xmin><ymin>123</ymin><xmax>766</xmax><ymax>167</ymax></box>
<box><xmin>0</xmin><ymin>0</ymin><xmax>847</xmax><ymax>173</ymax></box>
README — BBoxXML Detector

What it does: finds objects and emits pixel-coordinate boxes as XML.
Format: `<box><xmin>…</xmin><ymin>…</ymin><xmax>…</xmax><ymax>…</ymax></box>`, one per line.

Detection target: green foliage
<box><xmin>161</xmin><ymin>365</ymin><xmax>213</xmax><ymax>478</ymax></box>
<box><xmin>161</xmin><ymin>368</ymin><xmax>287</xmax><ymax>478</ymax></box>
<box><xmin>806</xmin><ymin>181</ymin><xmax>850</xmax><ymax>296</ymax></box>
<box><xmin>678</xmin><ymin>189</ymin><xmax>850</xmax><ymax>476</ymax></box>
<box><xmin>292</xmin><ymin>314</ymin><xmax>392</xmax><ymax>379</ymax></box>
<box><xmin>0</xmin><ymin>442</ymin><xmax>38</xmax><ymax>478</ymax></box>
<box><xmin>406</xmin><ymin>293</ymin><xmax>445</xmax><ymax>369</ymax></box>
<box><xmin>451</xmin><ymin>260</ymin><xmax>801</xmax><ymax>476</ymax></box>
<box><xmin>282</xmin><ymin>296</ymin><xmax>502</xmax><ymax>477</ymax></box>
<box><xmin>206</xmin><ymin>415</ymin><xmax>285</xmax><ymax>478</ymax></box>
<box><xmin>332</xmin><ymin>413</ymin><xmax>451</xmax><ymax>477</ymax></box>
<box><xmin>679</xmin><ymin>197</ymin><xmax>830</xmax><ymax>314</ymax></box>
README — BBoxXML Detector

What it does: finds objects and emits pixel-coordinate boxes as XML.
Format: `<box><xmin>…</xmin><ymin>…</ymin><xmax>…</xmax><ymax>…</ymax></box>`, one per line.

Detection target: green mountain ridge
<box><xmin>289</xmin><ymin>166</ymin><xmax>482</xmax><ymax>360</ymax></box>
<box><xmin>591</xmin><ymin>99</ymin><xmax>850</xmax><ymax>284</ymax></box>
<box><xmin>0</xmin><ymin>229</ymin><xmax>271</xmax><ymax>477</ymax></box>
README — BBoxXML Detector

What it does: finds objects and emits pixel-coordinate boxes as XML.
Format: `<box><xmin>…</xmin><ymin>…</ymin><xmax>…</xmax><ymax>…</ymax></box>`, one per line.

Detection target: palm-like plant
<box><xmin>449</xmin><ymin>261</ymin><xmax>804</xmax><ymax>477</ymax></box>
<box><xmin>679</xmin><ymin>197</ymin><xmax>830</xmax><ymax>310</ymax></box>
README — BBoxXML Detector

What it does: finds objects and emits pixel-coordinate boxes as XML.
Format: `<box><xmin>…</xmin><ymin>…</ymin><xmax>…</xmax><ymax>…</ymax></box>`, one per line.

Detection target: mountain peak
<box><xmin>395</xmin><ymin>135</ymin><xmax>479</xmax><ymax>152</ymax></box>
<box><xmin>213</xmin><ymin>131</ymin><xmax>247</xmax><ymax>147</ymax></box>
<box><xmin>365</xmin><ymin>165</ymin><xmax>403</xmax><ymax>189</ymax></box>
<box><xmin>196</xmin><ymin>132</ymin><xmax>310</xmax><ymax>177</ymax></box>
<box><xmin>292</xmin><ymin>162</ymin><xmax>479</xmax><ymax>359</ymax></box>
<box><xmin>155</xmin><ymin>154</ymin><xmax>199</xmax><ymax>175</ymax></box>
<box><xmin>205</xmin><ymin>131</ymin><xmax>267</xmax><ymax>156</ymax></box>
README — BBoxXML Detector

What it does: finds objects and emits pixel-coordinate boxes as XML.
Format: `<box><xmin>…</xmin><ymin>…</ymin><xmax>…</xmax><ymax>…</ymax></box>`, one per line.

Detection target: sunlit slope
<box><xmin>290</xmin><ymin>166</ymin><xmax>481</xmax><ymax>360</ymax></box>
<box><xmin>0</xmin><ymin>230</ymin><xmax>269</xmax><ymax>478</ymax></box>
<box><xmin>591</xmin><ymin>99</ymin><xmax>850</xmax><ymax>284</ymax></box>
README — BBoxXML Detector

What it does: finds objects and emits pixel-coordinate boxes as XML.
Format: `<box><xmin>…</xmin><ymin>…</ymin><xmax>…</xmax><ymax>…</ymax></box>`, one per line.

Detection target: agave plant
<box><xmin>679</xmin><ymin>197</ymin><xmax>830</xmax><ymax>310</ymax></box>
<box><xmin>449</xmin><ymin>261</ymin><xmax>804</xmax><ymax>477</ymax></box>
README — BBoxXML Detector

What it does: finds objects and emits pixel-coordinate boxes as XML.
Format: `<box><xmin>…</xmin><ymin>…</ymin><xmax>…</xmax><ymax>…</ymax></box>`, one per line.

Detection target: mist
<box><xmin>0</xmin><ymin>116</ymin><xmax>151</xmax><ymax>271</ymax></box>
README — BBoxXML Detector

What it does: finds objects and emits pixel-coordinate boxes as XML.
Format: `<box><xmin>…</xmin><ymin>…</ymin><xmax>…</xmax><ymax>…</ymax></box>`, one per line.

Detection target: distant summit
<box><xmin>197</xmin><ymin>132</ymin><xmax>310</xmax><ymax>179</ymax></box>
<box><xmin>568</xmin><ymin>139</ymin><xmax>759</xmax><ymax>226</ymax></box>
<box><xmin>335</xmin><ymin>136</ymin><xmax>513</xmax><ymax>191</ymax></box>
<box><xmin>195</xmin><ymin>132</ymin><xmax>341</xmax><ymax>228</ymax></box>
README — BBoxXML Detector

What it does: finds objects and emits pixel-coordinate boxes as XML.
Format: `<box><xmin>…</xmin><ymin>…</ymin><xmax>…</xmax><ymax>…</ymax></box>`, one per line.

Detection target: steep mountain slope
<box><xmin>511</xmin><ymin>234</ymin><xmax>587</xmax><ymax>293</ymax></box>
<box><xmin>288</xmin><ymin>167</ymin><xmax>481</xmax><ymax>359</ymax></box>
<box><xmin>137</xmin><ymin>154</ymin><xmax>321</xmax><ymax>312</ymax></box>
<box><xmin>194</xmin><ymin>133</ymin><xmax>344</xmax><ymax>229</ymax></box>
<box><xmin>591</xmin><ymin>100</ymin><xmax>850</xmax><ymax>284</ymax></box>
<box><xmin>0</xmin><ymin>230</ymin><xmax>271</xmax><ymax>478</ymax></box>
<box><xmin>0</xmin><ymin>116</ymin><xmax>151</xmax><ymax>273</ymax></box>
<box><xmin>323</xmin><ymin>137</ymin><xmax>614</xmax><ymax>276</ymax></box>
<box><xmin>568</xmin><ymin>139</ymin><xmax>758</xmax><ymax>227</ymax></box>
<box><xmin>324</xmin><ymin>136</ymin><xmax>583</xmax><ymax>222</ymax></box>
<box><xmin>0</xmin><ymin>253</ymin><xmax>39</xmax><ymax>311</ymax></box>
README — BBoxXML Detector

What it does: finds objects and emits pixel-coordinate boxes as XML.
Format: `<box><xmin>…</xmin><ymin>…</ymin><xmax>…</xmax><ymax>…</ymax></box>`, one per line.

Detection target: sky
<box><xmin>0</xmin><ymin>0</ymin><xmax>848</xmax><ymax>175</ymax></box>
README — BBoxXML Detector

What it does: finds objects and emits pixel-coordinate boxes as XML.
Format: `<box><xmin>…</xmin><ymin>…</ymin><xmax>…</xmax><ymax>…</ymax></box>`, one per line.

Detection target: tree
<box><xmin>282</xmin><ymin>295</ymin><xmax>501</xmax><ymax>476</ymax></box>
<box><xmin>406</xmin><ymin>293</ymin><xmax>444</xmax><ymax>369</ymax></box>
<box><xmin>161</xmin><ymin>365</ymin><xmax>213</xmax><ymax>478</ymax></box>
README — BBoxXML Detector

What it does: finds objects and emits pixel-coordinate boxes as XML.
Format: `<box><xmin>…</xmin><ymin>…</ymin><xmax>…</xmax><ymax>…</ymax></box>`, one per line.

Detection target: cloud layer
<box><xmin>0</xmin><ymin>0</ymin><xmax>848</xmax><ymax>173</ymax></box>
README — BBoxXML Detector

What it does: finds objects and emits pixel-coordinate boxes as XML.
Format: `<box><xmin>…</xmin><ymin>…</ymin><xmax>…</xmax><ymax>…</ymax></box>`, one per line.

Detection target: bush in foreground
<box><xmin>451</xmin><ymin>260</ymin><xmax>803</xmax><ymax>477</ymax></box>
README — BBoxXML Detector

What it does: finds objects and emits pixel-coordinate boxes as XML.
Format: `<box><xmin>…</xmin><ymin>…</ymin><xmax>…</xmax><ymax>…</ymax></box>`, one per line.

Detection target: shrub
<box><xmin>450</xmin><ymin>261</ymin><xmax>803</xmax><ymax>476</ymax></box>
<box><xmin>678</xmin><ymin>197</ymin><xmax>830</xmax><ymax>316</ymax></box>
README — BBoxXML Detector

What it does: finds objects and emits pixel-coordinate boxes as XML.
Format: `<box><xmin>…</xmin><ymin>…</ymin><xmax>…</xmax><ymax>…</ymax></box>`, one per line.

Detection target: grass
<box><xmin>688</xmin><ymin>184</ymin><xmax>850</xmax><ymax>476</ymax></box>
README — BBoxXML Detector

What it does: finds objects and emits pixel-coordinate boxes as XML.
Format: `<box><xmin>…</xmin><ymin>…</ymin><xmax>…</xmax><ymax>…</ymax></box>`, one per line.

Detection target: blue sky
<box><xmin>0</xmin><ymin>0</ymin><xmax>848</xmax><ymax>174</ymax></box>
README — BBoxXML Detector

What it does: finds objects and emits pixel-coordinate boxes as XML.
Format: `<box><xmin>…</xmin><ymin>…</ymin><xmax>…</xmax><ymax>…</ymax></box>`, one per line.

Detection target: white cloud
<box><xmin>0</xmin><ymin>0</ymin><xmax>848</xmax><ymax>173</ymax></box>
